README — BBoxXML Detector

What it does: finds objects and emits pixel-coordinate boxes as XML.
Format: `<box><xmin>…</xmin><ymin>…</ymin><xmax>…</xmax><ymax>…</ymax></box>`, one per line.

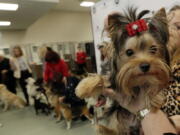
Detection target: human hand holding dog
<box><xmin>141</xmin><ymin>110</ymin><xmax>177</xmax><ymax>135</ymax></box>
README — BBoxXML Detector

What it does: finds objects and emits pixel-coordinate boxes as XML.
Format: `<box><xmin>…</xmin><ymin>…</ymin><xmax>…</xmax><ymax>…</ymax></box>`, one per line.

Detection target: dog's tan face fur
<box><xmin>116</xmin><ymin>33</ymin><xmax>170</xmax><ymax>98</ymax></box>
<box><xmin>108</xmin><ymin>8</ymin><xmax>171</xmax><ymax>110</ymax></box>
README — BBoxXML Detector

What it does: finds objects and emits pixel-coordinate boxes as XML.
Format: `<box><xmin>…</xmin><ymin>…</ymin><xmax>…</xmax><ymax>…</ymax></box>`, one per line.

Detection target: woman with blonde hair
<box><xmin>12</xmin><ymin>46</ymin><xmax>32</xmax><ymax>105</ymax></box>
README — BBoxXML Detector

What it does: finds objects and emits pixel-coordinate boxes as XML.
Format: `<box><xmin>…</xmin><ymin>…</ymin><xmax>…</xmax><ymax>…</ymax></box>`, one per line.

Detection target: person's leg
<box><xmin>19</xmin><ymin>71</ymin><xmax>30</xmax><ymax>105</ymax></box>
<box><xmin>19</xmin><ymin>77</ymin><xmax>29</xmax><ymax>105</ymax></box>
<box><xmin>3</xmin><ymin>72</ymin><xmax>16</xmax><ymax>94</ymax></box>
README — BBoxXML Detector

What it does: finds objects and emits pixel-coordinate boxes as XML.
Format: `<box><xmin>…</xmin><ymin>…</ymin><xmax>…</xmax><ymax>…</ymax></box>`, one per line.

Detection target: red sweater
<box><xmin>43</xmin><ymin>59</ymin><xmax>69</xmax><ymax>82</ymax></box>
<box><xmin>76</xmin><ymin>52</ymin><xmax>87</xmax><ymax>64</ymax></box>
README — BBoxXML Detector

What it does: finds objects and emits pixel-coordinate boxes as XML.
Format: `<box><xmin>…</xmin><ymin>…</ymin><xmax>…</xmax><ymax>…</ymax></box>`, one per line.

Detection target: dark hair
<box><xmin>170</xmin><ymin>5</ymin><xmax>180</xmax><ymax>12</ymax></box>
<box><xmin>45</xmin><ymin>50</ymin><xmax>60</xmax><ymax>63</ymax></box>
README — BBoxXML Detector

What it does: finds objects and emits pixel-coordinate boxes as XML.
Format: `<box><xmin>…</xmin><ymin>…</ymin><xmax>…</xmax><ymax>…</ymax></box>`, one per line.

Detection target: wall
<box><xmin>0</xmin><ymin>10</ymin><xmax>93</xmax><ymax>46</ymax></box>
<box><xmin>0</xmin><ymin>30</ymin><xmax>25</xmax><ymax>46</ymax></box>
<box><xmin>23</xmin><ymin>10</ymin><xmax>93</xmax><ymax>43</ymax></box>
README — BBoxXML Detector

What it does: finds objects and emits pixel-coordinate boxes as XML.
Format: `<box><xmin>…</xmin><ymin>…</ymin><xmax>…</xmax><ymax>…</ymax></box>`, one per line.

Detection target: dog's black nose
<box><xmin>140</xmin><ymin>63</ymin><xmax>150</xmax><ymax>73</ymax></box>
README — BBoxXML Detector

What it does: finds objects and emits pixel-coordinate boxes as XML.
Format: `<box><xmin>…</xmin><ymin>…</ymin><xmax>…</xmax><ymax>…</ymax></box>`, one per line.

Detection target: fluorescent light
<box><xmin>80</xmin><ymin>1</ymin><xmax>95</xmax><ymax>7</ymax></box>
<box><xmin>0</xmin><ymin>3</ymin><xmax>19</xmax><ymax>11</ymax></box>
<box><xmin>0</xmin><ymin>21</ymin><xmax>11</xmax><ymax>26</ymax></box>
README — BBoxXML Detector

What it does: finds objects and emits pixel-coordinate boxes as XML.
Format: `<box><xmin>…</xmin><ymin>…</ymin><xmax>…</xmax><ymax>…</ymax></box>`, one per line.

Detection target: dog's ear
<box><xmin>149</xmin><ymin>8</ymin><xmax>169</xmax><ymax>45</ymax></box>
<box><xmin>153</xmin><ymin>8</ymin><xmax>167</xmax><ymax>21</ymax></box>
<box><xmin>149</xmin><ymin>8</ymin><xmax>170</xmax><ymax>64</ymax></box>
<box><xmin>152</xmin><ymin>8</ymin><xmax>168</xmax><ymax>28</ymax></box>
<box><xmin>106</xmin><ymin>13</ymin><xmax>123</xmax><ymax>37</ymax></box>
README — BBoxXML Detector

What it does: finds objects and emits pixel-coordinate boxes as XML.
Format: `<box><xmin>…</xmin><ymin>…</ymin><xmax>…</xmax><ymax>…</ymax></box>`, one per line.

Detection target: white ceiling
<box><xmin>0</xmin><ymin>0</ymin><xmax>99</xmax><ymax>30</ymax></box>
<box><xmin>0</xmin><ymin>0</ymin><xmax>58</xmax><ymax>30</ymax></box>
<box><xmin>54</xmin><ymin>0</ymin><xmax>99</xmax><ymax>12</ymax></box>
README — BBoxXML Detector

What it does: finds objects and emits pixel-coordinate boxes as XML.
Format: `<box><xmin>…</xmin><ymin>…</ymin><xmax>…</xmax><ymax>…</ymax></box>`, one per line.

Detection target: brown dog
<box><xmin>0</xmin><ymin>84</ymin><xmax>26</xmax><ymax>111</ymax></box>
<box><xmin>56</xmin><ymin>96</ymin><xmax>93</xmax><ymax>130</ymax></box>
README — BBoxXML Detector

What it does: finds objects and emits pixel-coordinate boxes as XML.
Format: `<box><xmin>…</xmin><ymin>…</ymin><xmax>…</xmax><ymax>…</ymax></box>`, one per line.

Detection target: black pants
<box><xmin>77</xmin><ymin>63</ymin><xmax>86</xmax><ymax>74</ymax></box>
<box><xmin>19</xmin><ymin>70</ymin><xmax>32</xmax><ymax>105</ymax></box>
<box><xmin>1</xmin><ymin>71</ymin><xmax>16</xmax><ymax>94</ymax></box>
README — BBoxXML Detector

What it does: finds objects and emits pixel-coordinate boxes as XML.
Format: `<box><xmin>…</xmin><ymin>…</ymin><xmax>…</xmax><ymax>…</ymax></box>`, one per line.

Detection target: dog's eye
<box><xmin>126</xmin><ymin>49</ymin><xmax>134</xmax><ymax>56</ymax></box>
<box><xmin>149</xmin><ymin>46</ymin><xmax>157</xmax><ymax>54</ymax></box>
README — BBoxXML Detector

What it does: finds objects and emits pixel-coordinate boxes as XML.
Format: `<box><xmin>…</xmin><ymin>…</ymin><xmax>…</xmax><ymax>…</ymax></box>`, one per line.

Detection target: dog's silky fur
<box><xmin>108</xmin><ymin>7</ymin><xmax>170</xmax><ymax>111</ymax></box>
<box><xmin>0</xmin><ymin>84</ymin><xmax>26</xmax><ymax>111</ymax></box>
<box><xmin>76</xmin><ymin>7</ymin><xmax>171</xmax><ymax>135</ymax></box>
<box><xmin>76</xmin><ymin>74</ymin><xmax>110</xmax><ymax>99</ymax></box>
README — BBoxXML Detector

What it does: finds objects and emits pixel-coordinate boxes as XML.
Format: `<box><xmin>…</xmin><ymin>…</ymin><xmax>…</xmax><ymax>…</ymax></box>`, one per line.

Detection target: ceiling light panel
<box><xmin>80</xmin><ymin>1</ymin><xmax>95</xmax><ymax>7</ymax></box>
<box><xmin>0</xmin><ymin>21</ymin><xmax>11</xmax><ymax>26</ymax></box>
<box><xmin>0</xmin><ymin>3</ymin><xmax>19</xmax><ymax>11</ymax></box>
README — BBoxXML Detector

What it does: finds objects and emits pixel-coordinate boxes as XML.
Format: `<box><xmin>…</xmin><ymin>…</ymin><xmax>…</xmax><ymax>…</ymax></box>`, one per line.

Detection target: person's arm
<box><xmin>61</xmin><ymin>60</ymin><xmax>69</xmax><ymax>86</ymax></box>
<box><xmin>141</xmin><ymin>110</ymin><xmax>177</xmax><ymax>135</ymax></box>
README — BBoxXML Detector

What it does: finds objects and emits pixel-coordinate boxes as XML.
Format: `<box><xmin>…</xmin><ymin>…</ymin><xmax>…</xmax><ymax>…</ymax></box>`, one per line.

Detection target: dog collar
<box><xmin>136</xmin><ymin>108</ymin><xmax>150</xmax><ymax>120</ymax></box>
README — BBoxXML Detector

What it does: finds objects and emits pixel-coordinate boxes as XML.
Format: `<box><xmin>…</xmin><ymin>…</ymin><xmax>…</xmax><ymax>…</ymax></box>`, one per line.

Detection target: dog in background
<box><xmin>57</xmin><ymin>96</ymin><xmax>94</xmax><ymax>130</ymax></box>
<box><xmin>26</xmin><ymin>77</ymin><xmax>51</xmax><ymax>114</ymax></box>
<box><xmin>47</xmin><ymin>73</ymin><xmax>93</xmax><ymax>129</ymax></box>
<box><xmin>76</xmin><ymin>74</ymin><xmax>113</xmax><ymax>118</ymax></box>
<box><xmin>0</xmin><ymin>84</ymin><xmax>26</xmax><ymax>111</ymax></box>
<box><xmin>26</xmin><ymin>77</ymin><xmax>38</xmax><ymax>101</ymax></box>
<box><xmin>32</xmin><ymin>94</ymin><xmax>51</xmax><ymax>115</ymax></box>
<box><xmin>76</xmin><ymin>74</ymin><xmax>139</xmax><ymax>135</ymax></box>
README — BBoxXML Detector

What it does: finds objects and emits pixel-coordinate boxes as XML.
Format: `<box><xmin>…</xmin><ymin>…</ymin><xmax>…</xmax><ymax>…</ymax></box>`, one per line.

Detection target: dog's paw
<box><xmin>91</xmin><ymin>119</ymin><xmax>95</xmax><ymax>125</ymax></box>
<box><xmin>56</xmin><ymin>119</ymin><xmax>61</xmax><ymax>123</ymax></box>
<box><xmin>66</xmin><ymin>121</ymin><xmax>72</xmax><ymax>130</ymax></box>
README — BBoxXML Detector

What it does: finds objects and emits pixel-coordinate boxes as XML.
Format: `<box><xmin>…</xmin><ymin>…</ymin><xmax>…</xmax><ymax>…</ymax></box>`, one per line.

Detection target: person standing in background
<box><xmin>76</xmin><ymin>46</ymin><xmax>87</xmax><ymax>74</ymax></box>
<box><xmin>0</xmin><ymin>53</ymin><xmax>16</xmax><ymax>94</ymax></box>
<box><xmin>43</xmin><ymin>49</ymin><xmax>69</xmax><ymax>85</ymax></box>
<box><xmin>12</xmin><ymin>46</ymin><xmax>32</xmax><ymax>106</ymax></box>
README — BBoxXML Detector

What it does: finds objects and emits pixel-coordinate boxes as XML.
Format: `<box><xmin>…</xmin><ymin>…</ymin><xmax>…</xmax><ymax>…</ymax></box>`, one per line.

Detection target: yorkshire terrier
<box><xmin>77</xmin><ymin>7</ymin><xmax>171</xmax><ymax>135</ymax></box>
<box><xmin>102</xmin><ymin>7</ymin><xmax>171</xmax><ymax>135</ymax></box>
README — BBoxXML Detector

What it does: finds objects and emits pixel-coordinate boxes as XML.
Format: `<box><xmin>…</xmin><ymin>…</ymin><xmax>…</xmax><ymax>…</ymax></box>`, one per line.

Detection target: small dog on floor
<box><xmin>32</xmin><ymin>94</ymin><xmax>51</xmax><ymax>115</ymax></box>
<box><xmin>26</xmin><ymin>77</ymin><xmax>39</xmax><ymax>104</ymax></box>
<box><xmin>47</xmin><ymin>73</ymin><xmax>93</xmax><ymax>130</ymax></box>
<box><xmin>77</xmin><ymin>7</ymin><xmax>171</xmax><ymax>135</ymax></box>
<box><xmin>0</xmin><ymin>84</ymin><xmax>26</xmax><ymax>111</ymax></box>
<box><xmin>56</xmin><ymin>96</ymin><xmax>94</xmax><ymax>130</ymax></box>
<box><xmin>26</xmin><ymin>77</ymin><xmax>51</xmax><ymax>115</ymax></box>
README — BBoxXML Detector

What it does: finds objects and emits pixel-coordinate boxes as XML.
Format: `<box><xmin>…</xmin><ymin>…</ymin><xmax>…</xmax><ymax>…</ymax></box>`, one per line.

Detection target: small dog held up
<box><xmin>76</xmin><ymin>7</ymin><xmax>172</xmax><ymax>135</ymax></box>
<box><xmin>101</xmin><ymin>7</ymin><xmax>171</xmax><ymax>134</ymax></box>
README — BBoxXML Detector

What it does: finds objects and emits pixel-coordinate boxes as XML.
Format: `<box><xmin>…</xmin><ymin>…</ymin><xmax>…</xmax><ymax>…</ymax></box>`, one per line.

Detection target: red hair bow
<box><xmin>126</xmin><ymin>19</ymin><xmax>148</xmax><ymax>36</ymax></box>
